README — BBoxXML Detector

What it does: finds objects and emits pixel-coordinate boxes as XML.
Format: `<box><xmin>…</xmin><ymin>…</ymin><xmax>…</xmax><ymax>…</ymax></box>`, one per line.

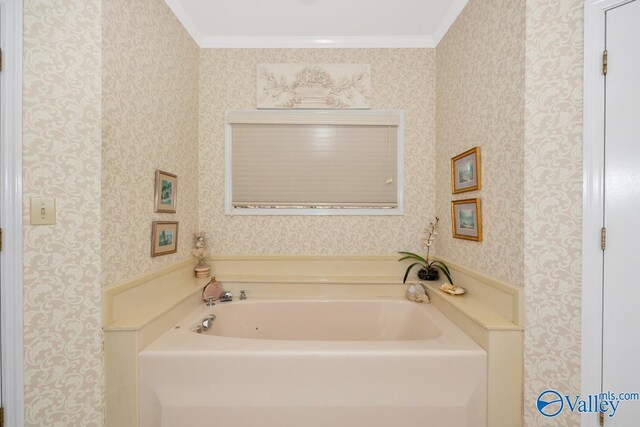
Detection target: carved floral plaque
<box><xmin>257</xmin><ymin>63</ymin><xmax>371</xmax><ymax>109</ymax></box>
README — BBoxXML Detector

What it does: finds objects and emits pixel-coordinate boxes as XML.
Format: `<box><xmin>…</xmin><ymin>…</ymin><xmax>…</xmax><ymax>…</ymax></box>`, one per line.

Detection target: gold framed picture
<box><xmin>451</xmin><ymin>147</ymin><xmax>481</xmax><ymax>194</ymax></box>
<box><xmin>451</xmin><ymin>198</ymin><xmax>482</xmax><ymax>242</ymax></box>
<box><xmin>151</xmin><ymin>221</ymin><xmax>179</xmax><ymax>257</ymax></box>
<box><xmin>154</xmin><ymin>170</ymin><xmax>177</xmax><ymax>213</ymax></box>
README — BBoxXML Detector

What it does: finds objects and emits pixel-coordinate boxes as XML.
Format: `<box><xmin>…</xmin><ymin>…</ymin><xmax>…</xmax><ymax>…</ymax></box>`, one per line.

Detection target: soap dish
<box><xmin>439</xmin><ymin>283</ymin><xmax>466</xmax><ymax>296</ymax></box>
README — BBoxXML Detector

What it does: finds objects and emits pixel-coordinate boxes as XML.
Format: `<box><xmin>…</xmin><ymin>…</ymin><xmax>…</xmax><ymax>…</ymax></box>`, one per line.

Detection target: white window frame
<box><xmin>224</xmin><ymin>109</ymin><xmax>405</xmax><ymax>216</ymax></box>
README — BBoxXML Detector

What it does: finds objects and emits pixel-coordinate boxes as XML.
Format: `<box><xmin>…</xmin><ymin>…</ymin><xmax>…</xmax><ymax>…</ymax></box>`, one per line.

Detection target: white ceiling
<box><xmin>164</xmin><ymin>0</ymin><xmax>468</xmax><ymax>48</ymax></box>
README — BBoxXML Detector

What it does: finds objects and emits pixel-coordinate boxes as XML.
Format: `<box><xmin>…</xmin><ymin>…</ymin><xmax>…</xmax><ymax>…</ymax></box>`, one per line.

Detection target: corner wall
<box><xmin>22</xmin><ymin>0</ymin><xmax>103</xmax><ymax>424</ymax></box>
<box><xmin>101</xmin><ymin>0</ymin><xmax>200</xmax><ymax>288</ymax></box>
<box><xmin>436</xmin><ymin>1</ymin><xmax>584</xmax><ymax>426</ymax></box>
<box><xmin>435</xmin><ymin>0</ymin><xmax>526</xmax><ymax>287</ymax></box>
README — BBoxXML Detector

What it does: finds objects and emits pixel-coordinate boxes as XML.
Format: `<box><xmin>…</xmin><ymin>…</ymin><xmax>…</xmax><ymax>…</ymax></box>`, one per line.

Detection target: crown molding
<box><xmin>164</xmin><ymin>0</ymin><xmax>471</xmax><ymax>49</ymax></box>
<box><xmin>433</xmin><ymin>0</ymin><xmax>469</xmax><ymax>45</ymax></box>
<box><xmin>197</xmin><ymin>35</ymin><xmax>435</xmax><ymax>49</ymax></box>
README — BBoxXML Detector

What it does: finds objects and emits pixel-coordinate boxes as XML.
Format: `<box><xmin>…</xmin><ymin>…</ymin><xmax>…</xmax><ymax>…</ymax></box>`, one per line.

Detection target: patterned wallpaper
<box><xmin>523</xmin><ymin>1</ymin><xmax>583</xmax><ymax>426</ymax></box>
<box><xmin>22</xmin><ymin>0</ymin><xmax>103</xmax><ymax>425</ymax></box>
<box><xmin>101</xmin><ymin>0</ymin><xmax>200</xmax><ymax>288</ymax></box>
<box><xmin>435</xmin><ymin>0</ymin><xmax>526</xmax><ymax>287</ymax></box>
<box><xmin>436</xmin><ymin>1</ymin><xmax>584</xmax><ymax>426</ymax></box>
<box><xmin>199</xmin><ymin>49</ymin><xmax>436</xmax><ymax>255</ymax></box>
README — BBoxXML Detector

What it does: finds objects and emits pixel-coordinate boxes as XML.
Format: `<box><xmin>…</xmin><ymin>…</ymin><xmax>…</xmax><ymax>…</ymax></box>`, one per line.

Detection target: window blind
<box><xmin>230</xmin><ymin>121</ymin><xmax>399</xmax><ymax>209</ymax></box>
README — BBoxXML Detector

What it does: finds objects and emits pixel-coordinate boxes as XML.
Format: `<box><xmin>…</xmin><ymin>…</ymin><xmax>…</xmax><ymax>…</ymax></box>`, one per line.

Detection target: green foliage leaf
<box><xmin>402</xmin><ymin>262</ymin><xmax>423</xmax><ymax>284</ymax></box>
<box><xmin>429</xmin><ymin>260</ymin><xmax>451</xmax><ymax>276</ymax></box>
<box><xmin>397</xmin><ymin>251</ymin><xmax>427</xmax><ymax>264</ymax></box>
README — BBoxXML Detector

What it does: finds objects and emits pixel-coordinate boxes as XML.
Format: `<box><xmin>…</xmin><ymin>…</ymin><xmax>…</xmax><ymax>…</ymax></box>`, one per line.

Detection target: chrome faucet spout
<box><xmin>220</xmin><ymin>291</ymin><xmax>233</xmax><ymax>302</ymax></box>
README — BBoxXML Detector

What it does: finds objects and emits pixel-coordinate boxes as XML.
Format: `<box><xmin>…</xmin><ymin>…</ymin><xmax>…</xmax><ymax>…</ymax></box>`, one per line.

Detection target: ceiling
<box><xmin>164</xmin><ymin>0</ymin><xmax>468</xmax><ymax>48</ymax></box>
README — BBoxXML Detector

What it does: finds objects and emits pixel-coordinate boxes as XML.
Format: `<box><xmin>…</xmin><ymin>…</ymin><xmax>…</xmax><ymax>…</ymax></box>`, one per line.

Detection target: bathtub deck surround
<box><xmin>103</xmin><ymin>255</ymin><xmax>522</xmax><ymax>427</ymax></box>
<box><xmin>139</xmin><ymin>298</ymin><xmax>487</xmax><ymax>427</ymax></box>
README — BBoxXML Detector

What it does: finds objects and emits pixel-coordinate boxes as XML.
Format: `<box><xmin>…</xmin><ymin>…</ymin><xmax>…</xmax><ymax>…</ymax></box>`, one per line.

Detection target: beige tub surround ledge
<box><xmin>103</xmin><ymin>259</ymin><xmax>209</xmax><ymax>427</ymax></box>
<box><xmin>103</xmin><ymin>255</ymin><xmax>523</xmax><ymax>427</ymax></box>
<box><xmin>428</xmin><ymin>256</ymin><xmax>523</xmax><ymax>427</ymax></box>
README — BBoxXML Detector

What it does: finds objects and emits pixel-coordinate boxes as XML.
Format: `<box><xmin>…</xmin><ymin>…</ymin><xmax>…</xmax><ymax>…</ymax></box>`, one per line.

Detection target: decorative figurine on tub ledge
<box><xmin>193</xmin><ymin>232</ymin><xmax>211</xmax><ymax>278</ymax></box>
<box><xmin>406</xmin><ymin>282</ymin><xmax>430</xmax><ymax>303</ymax></box>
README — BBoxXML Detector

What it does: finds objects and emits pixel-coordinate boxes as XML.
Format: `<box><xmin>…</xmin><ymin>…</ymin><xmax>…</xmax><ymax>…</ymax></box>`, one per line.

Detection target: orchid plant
<box><xmin>398</xmin><ymin>217</ymin><xmax>454</xmax><ymax>284</ymax></box>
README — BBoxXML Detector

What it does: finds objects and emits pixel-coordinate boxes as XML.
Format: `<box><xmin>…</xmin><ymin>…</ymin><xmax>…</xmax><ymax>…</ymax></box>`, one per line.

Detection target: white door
<box><xmin>602</xmin><ymin>1</ymin><xmax>640</xmax><ymax>425</ymax></box>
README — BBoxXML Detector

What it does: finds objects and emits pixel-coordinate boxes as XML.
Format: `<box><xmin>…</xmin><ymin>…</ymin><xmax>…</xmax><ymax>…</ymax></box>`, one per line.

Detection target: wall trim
<box><xmin>0</xmin><ymin>0</ymin><xmax>25</xmax><ymax>425</ymax></box>
<box><xmin>197</xmin><ymin>35</ymin><xmax>436</xmax><ymax>49</ymax></box>
<box><xmin>582</xmin><ymin>1</ymin><xmax>632</xmax><ymax>425</ymax></box>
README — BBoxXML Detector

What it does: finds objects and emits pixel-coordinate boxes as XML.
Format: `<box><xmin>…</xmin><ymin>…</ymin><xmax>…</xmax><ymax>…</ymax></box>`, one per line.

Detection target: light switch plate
<box><xmin>30</xmin><ymin>197</ymin><xmax>56</xmax><ymax>225</ymax></box>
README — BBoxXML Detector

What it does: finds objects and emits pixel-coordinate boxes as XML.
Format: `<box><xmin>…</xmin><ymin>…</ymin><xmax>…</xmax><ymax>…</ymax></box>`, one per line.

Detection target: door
<box><xmin>602</xmin><ymin>0</ymin><xmax>640</xmax><ymax>425</ymax></box>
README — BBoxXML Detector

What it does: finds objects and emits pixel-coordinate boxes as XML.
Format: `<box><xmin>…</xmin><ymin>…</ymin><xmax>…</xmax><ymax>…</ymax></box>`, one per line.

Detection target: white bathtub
<box><xmin>139</xmin><ymin>298</ymin><xmax>487</xmax><ymax>427</ymax></box>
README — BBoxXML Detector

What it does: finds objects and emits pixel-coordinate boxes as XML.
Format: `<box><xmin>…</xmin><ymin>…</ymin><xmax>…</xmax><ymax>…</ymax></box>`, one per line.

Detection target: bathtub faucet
<box><xmin>220</xmin><ymin>291</ymin><xmax>233</xmax><ymax>302</ymax></box>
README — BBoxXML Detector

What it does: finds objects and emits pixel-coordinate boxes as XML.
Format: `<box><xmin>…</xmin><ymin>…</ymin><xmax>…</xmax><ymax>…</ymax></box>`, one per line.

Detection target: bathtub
<box><xmin>139</xmin><ymin>298</ymin><xmax>487</xmax><ymax>427</ymax></box>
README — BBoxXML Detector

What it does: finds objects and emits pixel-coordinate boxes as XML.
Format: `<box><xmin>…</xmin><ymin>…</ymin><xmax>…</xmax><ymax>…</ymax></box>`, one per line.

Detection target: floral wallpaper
<box><xmin>523</xmin><ymin>1</ymin><xmax>583</xmax><ymax>426</ymax></box>
<box><xmin>435</xmin><ymin>0</ymin><xmax>526</xmax><ymax>288</ymax></box>
<box><xmin>101</xmin><ymin>0</ymin><xmax>200</xmax><ymax>288</ymax></box>
<box><xmin>22</xmin><ymin>0</ymin><xmax>103</xmax><ymax>425</ymax></box>
<box><xmin>436</xmin><ymin>1</ymin><xmax>584</xmax><ymax>426</ymax></box>
<box><xmin>199</xmin><ymin>49</ymin><xmax>436</xmax><ymax>255</ymax></box>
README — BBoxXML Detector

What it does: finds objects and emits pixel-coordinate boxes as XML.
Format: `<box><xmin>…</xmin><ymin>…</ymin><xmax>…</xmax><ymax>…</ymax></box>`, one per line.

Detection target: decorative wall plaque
<box><xmin>257</xmin><ymin>63</ymin><xmax>371</xmax><ymax>109</ymax></box>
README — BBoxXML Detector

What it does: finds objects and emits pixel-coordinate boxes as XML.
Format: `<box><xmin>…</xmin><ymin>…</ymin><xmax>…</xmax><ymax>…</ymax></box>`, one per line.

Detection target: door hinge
<box><xmin>600</xmin><ymin>410</ymin><xmax>605</xmax><ymax>426</ymax></box>
<box><xmin>601</xmin><ymin>227</ymin><xmax>606</xmax><ymax>250</ymax></box>
<box><xmin>603</xmin><ymin>49</ymin><xmax>608</xmax><ymax>75</ymax></box>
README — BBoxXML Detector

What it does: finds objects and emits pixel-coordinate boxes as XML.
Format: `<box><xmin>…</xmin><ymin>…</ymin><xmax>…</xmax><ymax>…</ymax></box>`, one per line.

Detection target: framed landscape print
<box><xmin>151</xmin><ymin>221</ymin><xmax>179</xmax><ymax>257</ymax></box>
<box><xmin>154</xmin><ymin>170</ymin><xmax>177</xmax><ymax>213</ymax></box>
<box><xmin>451</xmin><ymin>147</ymin><xmax>481</xmax><ymax>194</ymax></box>
<box><xmin>451</xmin><ymin>198</ymin><xmax>482</xmax><ymax>242</ymax></box>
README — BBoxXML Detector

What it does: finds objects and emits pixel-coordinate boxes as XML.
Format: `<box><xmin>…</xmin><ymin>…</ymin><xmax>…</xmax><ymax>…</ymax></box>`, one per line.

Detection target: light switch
<box><xmin>30</xmin><ymin>197</ymin><xmax>56</xmax><ymax>225</ymax></box>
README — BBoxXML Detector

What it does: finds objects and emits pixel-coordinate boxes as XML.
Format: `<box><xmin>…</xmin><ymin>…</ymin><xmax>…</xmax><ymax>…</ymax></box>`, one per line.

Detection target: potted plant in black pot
<box><xmin>398</xmin><ymin>217</ymin><xmax>453</xmax><ymax>284</ymax></box>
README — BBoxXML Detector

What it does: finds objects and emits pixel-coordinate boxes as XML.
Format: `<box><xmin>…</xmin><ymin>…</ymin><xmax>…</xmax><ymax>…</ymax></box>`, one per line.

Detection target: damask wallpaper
<box><xmin>101</xmin><ymin>0</ymin><xmax>200</xmax><ymax>288</ymax></box>
<box><xmin>22</xmin><ymin>0</ymin><xmax>103</xmax><ymax>425</ymax></box>
<box><xmin>523</xmin><ymin>1</ymin><xmax>583</xmax><ymax>426</ymax></box>
<box><xmin>436</xmin><ymin>1</ymin><xmax>584</xmax><ymax>426</ymax></box>
<box><xmin>199</xmin><ymin>49</ymin><xmax>436</xmax><ymax>255</ymax></box>
<box><xmin>435</xmin><ymin>0</ymin><xmax>526</xmax><ymax>288</ymax></box>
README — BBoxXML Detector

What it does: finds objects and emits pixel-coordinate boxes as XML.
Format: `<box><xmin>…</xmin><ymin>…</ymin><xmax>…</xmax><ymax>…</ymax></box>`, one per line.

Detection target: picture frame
<box><xmin>154</xmin><ymin>170</ymin><xmax>177</xmax><ymax>213</ymax></box>
<box><xmin>451</xmin><ymin>198</ymin><xmax>482</xmax><ymax>242</ymax></box>
<box><xmin>451</xmin><ymin>147</ymin><xmax>481</xmax><ymax>194</ymax></box>
<box><xmin>151</xmin><ymin>221</ymin><xmax>179</xmax><ymax>257</ymax></box>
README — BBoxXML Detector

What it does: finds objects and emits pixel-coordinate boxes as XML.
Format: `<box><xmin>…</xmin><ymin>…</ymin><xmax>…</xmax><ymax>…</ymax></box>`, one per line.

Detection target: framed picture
<box><xmin>451</xmin><ymin>198</ymin><xmax>482</xmax><ymax>242</ymax></box>
<box><xmin>451</xmin><ymin>147</ymin><xmax>481</xmax><ymax>194</ymax></box>
<box><xmin>154</xmin><ymin>170</ymin><xmax>177</xmax><ymax>213</ymax></box>
<box><xmin>151</xmin><ymin>221</ymin><xmax>179</xmax><ymax>257</ymax></box>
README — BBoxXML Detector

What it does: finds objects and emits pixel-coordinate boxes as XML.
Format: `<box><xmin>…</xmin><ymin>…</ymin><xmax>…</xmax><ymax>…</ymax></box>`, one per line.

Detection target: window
<box><xmin>225</xmin><ymin>110</ymin><xmax>404</xmax><ymax>215</ymax></box>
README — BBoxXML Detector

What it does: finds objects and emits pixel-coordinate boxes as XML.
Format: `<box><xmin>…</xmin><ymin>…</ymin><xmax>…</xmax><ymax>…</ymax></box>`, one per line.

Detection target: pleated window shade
<box><xmin>230</xmin><ymin>118</ymin><xmax>399</xmax><ymax>209</ymax></box>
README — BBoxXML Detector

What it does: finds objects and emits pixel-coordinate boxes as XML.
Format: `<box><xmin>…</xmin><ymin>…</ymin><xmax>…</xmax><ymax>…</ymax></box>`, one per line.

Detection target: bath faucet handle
<box><xmin>240</xmin><ymin>290</ymin><xmax>246</xmax><ymax>300</ymax></box>
<box><xmin>207</xmin><ymin>296</ymin><xmax>215</xmax><ymax>306</ymax></box>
